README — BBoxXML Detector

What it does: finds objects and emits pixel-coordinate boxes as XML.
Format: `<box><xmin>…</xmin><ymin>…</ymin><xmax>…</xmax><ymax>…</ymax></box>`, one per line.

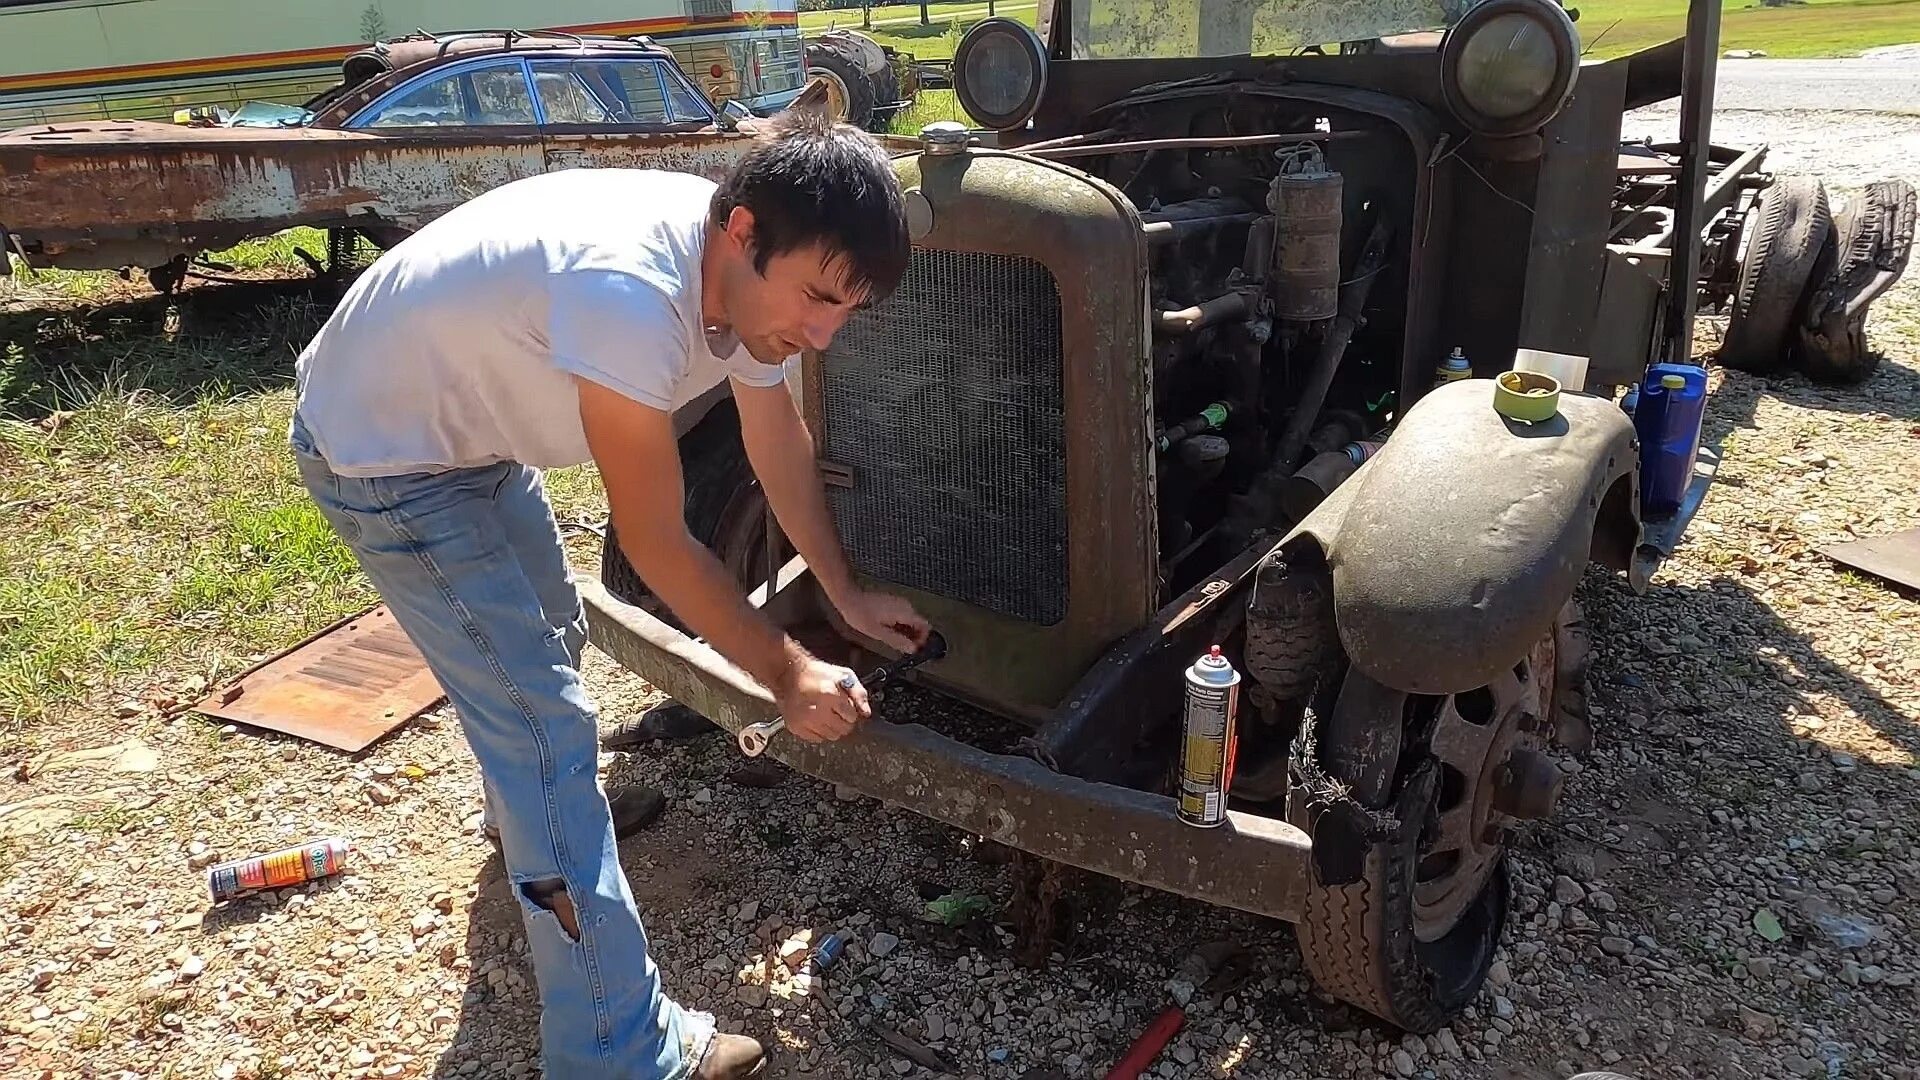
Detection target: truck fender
<box><xmin>1281</xmin><ymin>377</ymin><xmax>1639</xmax><ymax>696</ymax></box>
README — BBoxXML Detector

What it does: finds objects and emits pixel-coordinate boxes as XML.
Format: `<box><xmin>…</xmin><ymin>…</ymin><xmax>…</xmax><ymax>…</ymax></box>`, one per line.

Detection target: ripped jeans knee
<box><xmin>519</xmin><ymin>876</ymin><xmax>582</xmax><ymax>943</ymax></box>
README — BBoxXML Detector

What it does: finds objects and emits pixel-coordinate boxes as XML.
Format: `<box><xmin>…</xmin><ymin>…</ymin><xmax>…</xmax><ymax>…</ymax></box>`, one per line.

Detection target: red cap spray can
<box><xmin>1177</xmin><ymin>646</ymin><xmax>1241</xmax><ymax>827</ymax></box>
<box><xmin>205</xmin><ymin>836</ymin><xmax>353</xmax><ymax>904</ymax></box>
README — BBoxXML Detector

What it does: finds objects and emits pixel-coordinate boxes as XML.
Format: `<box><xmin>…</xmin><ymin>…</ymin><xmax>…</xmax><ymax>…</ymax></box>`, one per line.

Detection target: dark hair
<box><xmin>709</xmin><ymin>107</ymin><xmax>910</xmax><ymax>303</ymax></box>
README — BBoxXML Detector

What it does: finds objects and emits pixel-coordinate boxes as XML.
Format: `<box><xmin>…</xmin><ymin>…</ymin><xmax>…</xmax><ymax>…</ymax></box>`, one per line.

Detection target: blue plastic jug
<box><xmin>1633</xmin><ymin>363</ymin><xmax>1707</xmax><ymax>516</ymax></box>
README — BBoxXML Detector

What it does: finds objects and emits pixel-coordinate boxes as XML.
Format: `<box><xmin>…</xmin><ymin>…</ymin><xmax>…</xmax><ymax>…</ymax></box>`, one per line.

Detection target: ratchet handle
<box><xmin>734</xmin><ymin>632</ymin><xmax>947</xmax><ymax>757</ymax></box>
<box><xmin>738</xmin><ymin>718</ymin><xmax>783</xmax><ymax>757</ymax></box>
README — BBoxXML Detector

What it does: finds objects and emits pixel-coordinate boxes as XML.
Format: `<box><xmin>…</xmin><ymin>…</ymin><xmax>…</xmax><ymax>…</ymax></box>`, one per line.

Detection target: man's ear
<box><xmin>723</xmin><ymin>205</ymin><xmax>757</xmax><ymax>253</ymax></box>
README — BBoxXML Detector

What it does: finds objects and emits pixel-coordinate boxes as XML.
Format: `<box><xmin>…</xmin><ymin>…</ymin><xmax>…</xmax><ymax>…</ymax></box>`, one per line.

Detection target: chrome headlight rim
<box><xmin>1438</xmin><ymin>0</ymin><xmax>1581</xmax><ymax>138</ymax></box>
<box><xmin>953</xmin><ymin>17</ymin><xmax>1049</xmax><ymax>132</ymax></box>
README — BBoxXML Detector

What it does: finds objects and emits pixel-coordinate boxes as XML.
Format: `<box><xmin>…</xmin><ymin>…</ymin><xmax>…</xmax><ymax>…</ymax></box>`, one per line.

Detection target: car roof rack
<box><xmin>410</xmin><ymin>28</ymin><xmax>670</xmax><ymax>57</ymax></box>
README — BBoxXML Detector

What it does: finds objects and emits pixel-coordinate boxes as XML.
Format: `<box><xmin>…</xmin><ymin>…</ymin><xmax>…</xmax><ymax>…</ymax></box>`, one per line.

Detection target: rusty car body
<box><xmin>0</xmin><ymin>29</ymin><xmax>914</xmax><ymax>287</ymax></box>
<box><xmin>567</xmin><ymin>0</ymin><xmax>1906</xmax><ymax>1034</ymax></box>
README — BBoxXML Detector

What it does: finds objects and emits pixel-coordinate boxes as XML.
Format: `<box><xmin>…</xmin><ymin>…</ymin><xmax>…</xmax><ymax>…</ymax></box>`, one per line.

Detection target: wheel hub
<box><xmin>1411</xmin><ymin>634</ymin><xmax>1558</xmax><ymax>943</ymax></box>
<box><xmin>811</xmin><ymin>71</ymin><xmax>851</xmax><ymax>123</ymax></box>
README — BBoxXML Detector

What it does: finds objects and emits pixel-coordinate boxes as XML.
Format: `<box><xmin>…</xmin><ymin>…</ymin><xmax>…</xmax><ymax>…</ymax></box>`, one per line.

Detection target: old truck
<box><xmin>578</xmin><ymin>0</ymin><xmax>1913</xmax><ymax>1034</ymax></box>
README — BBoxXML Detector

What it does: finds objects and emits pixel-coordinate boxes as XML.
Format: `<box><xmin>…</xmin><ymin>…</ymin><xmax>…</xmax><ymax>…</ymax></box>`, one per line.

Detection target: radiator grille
<box><xmin>821</xmin><ymin>250</ymin><xmax>1068</xmax><ymax>624</ymax></box>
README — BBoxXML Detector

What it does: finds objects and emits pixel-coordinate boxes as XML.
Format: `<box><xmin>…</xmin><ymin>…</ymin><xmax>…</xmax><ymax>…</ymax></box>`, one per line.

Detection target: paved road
<box><xmin>1701</xmin><ymin>56</ymin><xmax>1920</xmax><ymax>114</ymax></box>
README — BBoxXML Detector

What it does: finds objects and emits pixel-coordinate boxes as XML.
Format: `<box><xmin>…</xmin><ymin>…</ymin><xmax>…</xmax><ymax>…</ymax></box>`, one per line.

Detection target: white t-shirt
<box><xmin>293</xmin><ymin>167</ymin><xmax>791</xmax><ymax>477</ymax></box>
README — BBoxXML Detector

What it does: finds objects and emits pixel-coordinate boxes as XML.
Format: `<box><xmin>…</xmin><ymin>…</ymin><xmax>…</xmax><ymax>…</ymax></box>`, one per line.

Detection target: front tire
<box><xmin>1289</xmin><ymin>603</ymin><xmax>1587</xmax><ymax>1031</ymax></box>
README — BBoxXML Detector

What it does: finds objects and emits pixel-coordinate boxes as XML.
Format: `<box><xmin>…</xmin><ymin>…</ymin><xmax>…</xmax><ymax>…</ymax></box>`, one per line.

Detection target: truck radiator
<box><xmin>820</xmin><ymin>249</ymin><xmax>1069</xmax><ymax>625</ymax></box>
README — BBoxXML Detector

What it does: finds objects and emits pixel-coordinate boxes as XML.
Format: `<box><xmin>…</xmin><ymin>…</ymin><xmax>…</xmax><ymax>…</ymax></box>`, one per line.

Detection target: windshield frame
<box><xmin>1041</xmin><ymin>0</ymin><xmax>1490</xmax><ymax>61</ymax></box>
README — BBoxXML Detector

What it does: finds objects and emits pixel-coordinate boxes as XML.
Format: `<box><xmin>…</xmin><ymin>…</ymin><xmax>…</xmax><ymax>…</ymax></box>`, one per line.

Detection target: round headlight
<box><xmin>1439</xmin><ymin>0</ymin><xmax>1580</xmax><ymax>138</ymax></box>
<box><xmin>953</xmin><ymin>17</ymin><xmax>1048</xmax><ymax>132</ymax></box>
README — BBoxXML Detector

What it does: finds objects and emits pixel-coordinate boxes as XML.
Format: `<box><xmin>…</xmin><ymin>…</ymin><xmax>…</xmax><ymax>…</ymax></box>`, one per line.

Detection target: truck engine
<box><xmin>1084</xmin><ymin>91</ymin><xmax>1416</xmax><ymax>600</ymax></box>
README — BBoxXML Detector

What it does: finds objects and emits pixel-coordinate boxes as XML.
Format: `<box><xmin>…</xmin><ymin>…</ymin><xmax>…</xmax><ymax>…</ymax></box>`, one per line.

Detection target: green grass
<box><xmin>801</xmin><ymin>0</ymin><xmax>1036</xmax><ymax>38</ymax></box>
<box><xmin>1577</xmin><ymin>0</ymin><xmax>1920</xmax><ymax>59</ymax></box>
<box><xmin>4</xmin><ymin>227</ymin><xmax>329</xmax><ymax>304</ymax></box>
<box><xmin>806</xmin><ymin>0</ymin><xmax>1920</xmax><ymax>61</ymax></box>
<box><xmin>0</xmin><ymin>250</ymin><xmax>611</xmax><ymax>735</ymax></box>
<box><xmin>887</xmin><ymin>88</ymin><xmax>977</xmax><ymax>131</ymax></box>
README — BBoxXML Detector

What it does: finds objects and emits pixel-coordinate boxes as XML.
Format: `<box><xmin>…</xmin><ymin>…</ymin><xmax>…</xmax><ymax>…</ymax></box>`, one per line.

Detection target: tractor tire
<box><xmin>601</xmin><ymin>399</ymin><xmax>768</xmax><ymax>611</ymax></box>
<box><xmin>804</xmin><ymin>42</ymin><xmax>874</xmax><ymax>130</ymax></box>
<box><xmin>1290</xmin><ymin>604</ymin><xmax>1588</xmax><ymax>1032</ymax></box>
<box><xmin>1791</xmin><ymin>179</ymin><xmax>1917</xmax><ymax>385</ymax></box>
<box><xmin>865</xmin><ymin>56</ymin><xmax>902</xmax><ymax>132</ymax></box>
<box><xmin>1718</xmin><ymin>174</ymin><xmax>1832</xmax><ymax>375</ymax></box>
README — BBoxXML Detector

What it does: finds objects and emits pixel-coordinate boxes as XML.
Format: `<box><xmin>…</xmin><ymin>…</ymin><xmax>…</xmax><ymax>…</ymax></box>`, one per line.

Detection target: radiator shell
<box><xmin>805</xmin><ymin>147</ymin><xmax>1159</xmax><ymax>719</ymax></box>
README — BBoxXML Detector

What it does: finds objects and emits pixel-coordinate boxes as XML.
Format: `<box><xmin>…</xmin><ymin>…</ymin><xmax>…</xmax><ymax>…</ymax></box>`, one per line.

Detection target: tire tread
<box><xmin>1720</xmin><ymin>175</ymin><xmax>1832</xmax><ymax>374</ymax></box>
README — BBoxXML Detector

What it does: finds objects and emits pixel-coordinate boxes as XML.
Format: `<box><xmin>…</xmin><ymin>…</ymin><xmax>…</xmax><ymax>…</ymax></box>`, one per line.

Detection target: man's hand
<box><xmin>733</xmin><ymin>381</ymin><xmax>934</xmax><ymax>656</ymax></box>
<box><xmin>836</xmin><ymin>589</ymin><xmax>930</xmax><ymax>655</ymax></box>
<box><xmin>775</xmin><ymin>655</ymin><xmax>871</xmax><ymax>743</ymax></box>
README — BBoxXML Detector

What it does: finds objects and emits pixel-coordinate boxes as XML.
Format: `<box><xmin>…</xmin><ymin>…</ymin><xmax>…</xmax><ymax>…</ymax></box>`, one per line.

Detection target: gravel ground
<box><xmin>4</xmin><ymin>94</ymin><xmax>1918</xmax><ymax>1080</ymax></box>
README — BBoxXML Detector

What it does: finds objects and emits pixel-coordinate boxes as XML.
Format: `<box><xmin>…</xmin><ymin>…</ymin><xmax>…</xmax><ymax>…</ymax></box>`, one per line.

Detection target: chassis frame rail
<box><xmin>579</xmin><ymin>575</ymin><xmax>1315</xmax><ymax>922</ymax></box>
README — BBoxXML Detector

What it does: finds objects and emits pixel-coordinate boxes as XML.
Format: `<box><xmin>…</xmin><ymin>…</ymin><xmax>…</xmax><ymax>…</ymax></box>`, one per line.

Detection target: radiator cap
<box><xmin>920</xmin><ymin>120</ymin><xmax>971</xmax><ymax>155</ymax></box>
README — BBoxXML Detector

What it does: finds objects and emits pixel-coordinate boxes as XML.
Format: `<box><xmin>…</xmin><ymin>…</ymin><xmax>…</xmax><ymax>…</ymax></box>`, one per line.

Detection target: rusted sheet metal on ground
<box><xmin>1820</xmin><ymin>526</ymin><xmax>1920</xmax><ymax>593</ymax></box>
<box><xmin>194</xmin><ymin>605</ymin><xmax>444</xmax><ymax>752</ymax></box>
<box><xmin>0</xmin><ymin>121</ymin><xmax>774</xmax><ymax>259</ymax></box>
<box><xmin>579</xmin><ymin>575</ymin><xmax>1317</xmax><ymax>922</ymax></box>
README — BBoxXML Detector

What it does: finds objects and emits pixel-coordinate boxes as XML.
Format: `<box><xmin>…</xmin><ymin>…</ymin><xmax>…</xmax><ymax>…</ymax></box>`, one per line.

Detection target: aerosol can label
<box><xmin>1178</xmin><ymin>646</ymin><xmax>1241</xmax><ymax>827</ymax></box>
<box><xmin>206</xmin><ymin>836</ymin><xmax>353</xmax><ymax>904</ymax></box>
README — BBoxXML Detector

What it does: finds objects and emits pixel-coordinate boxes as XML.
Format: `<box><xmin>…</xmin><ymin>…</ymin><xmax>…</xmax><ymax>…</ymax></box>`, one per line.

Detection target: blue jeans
<box><xmin>289</xmin><ymin>413</ymin><xmax>714</xmax><ymax>1079</ymax></box>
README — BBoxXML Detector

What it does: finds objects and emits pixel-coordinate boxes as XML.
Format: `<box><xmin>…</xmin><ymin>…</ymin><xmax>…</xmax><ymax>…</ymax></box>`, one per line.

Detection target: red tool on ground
<box><xmin>1102</xmin><ymin>1005</ymin><xmax>1186</xmax><ymax>1080</ymax></box>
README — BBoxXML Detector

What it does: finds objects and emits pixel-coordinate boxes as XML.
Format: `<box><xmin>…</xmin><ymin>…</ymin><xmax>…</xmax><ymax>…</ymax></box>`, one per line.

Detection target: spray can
<box><xmin>205</xmin><ymin>836</ymin><xmax>353</xmax><ymax>904</ymax></box>
<box><xmin>791</xmin><ymin>930</ymin><xmax>848</xmax><ymax>995</ymax></box>
<box><xmin>1176</xmin><ymin>646</ymin><xmax>1241</xmax><ymax>828</ymax></box>
<box><xmin>1434</xmin><ymin>347</ymin><xmax>1472</xmax><ymax>387</ymax></box>
<box><xmin>810</xmin><ymin>931</ymin><xmax>848</xmax><ymax>972</ymax></box>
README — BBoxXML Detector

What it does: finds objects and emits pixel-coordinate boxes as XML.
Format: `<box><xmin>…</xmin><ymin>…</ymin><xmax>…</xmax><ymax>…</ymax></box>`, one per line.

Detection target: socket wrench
<box><xmin>736</xmin><ymin>631</ymin><xmax>948</xmax><ymax>757</ymax></box>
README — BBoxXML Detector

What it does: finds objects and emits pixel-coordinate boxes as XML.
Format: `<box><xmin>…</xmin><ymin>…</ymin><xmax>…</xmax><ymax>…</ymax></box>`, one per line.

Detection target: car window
<box><xmin>531</xmin><ymin>64</ymin><xmax>614</xmax><ymax>124</ymax></box>
<box><xmin>359</xmin><ymin>60</ymin><xmax>536</xmax><ymax>127</ymax></box>
<box><xmin>570</xmin><ymin>60</ymin><xmax>673</xmax><ymax>124</ymax></box>
<box><xmin>359</xmin><ymin>69</ymin><xmax>464</xmax><ymax>127</ymax></box>
<box><xmin>661</xmin><ymin>65</ymin><xmax>716</xmax><ymax>123</ymax></box>
<box><xmin>467</xmin><ymin>64</ymin><xmax>537</xmax><ymax>124</ymax></box>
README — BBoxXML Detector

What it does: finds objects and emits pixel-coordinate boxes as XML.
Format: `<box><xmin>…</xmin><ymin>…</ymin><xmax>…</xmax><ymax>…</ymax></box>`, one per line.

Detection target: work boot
<box><xmin>693</xmin><ymin>1032</ymin><xmax>766</xmax><ymax>1078</ymax></box>
<box><xmin>601</xmin><ymin>700</ymin><xmax>720</xmax><ymax>750</ymax></box>
<box><xmin>480</xmin><ymin>785</ymin><xmax>665</xmax><ymax>845</ymax></box>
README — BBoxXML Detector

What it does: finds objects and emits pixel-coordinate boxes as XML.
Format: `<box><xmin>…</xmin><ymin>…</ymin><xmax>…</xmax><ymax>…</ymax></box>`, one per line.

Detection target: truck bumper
<box><xmin>579</xmin><ymin>576</ymin><xmax>1316</xmax><ymax>923</ymax></box>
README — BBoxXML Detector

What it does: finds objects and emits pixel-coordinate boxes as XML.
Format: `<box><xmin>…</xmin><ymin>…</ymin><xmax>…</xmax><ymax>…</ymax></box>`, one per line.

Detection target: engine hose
<box><xmin>1272</xmin><ymin>217</ymin><xmax>1394</xmax><ymax>472</ymax></box>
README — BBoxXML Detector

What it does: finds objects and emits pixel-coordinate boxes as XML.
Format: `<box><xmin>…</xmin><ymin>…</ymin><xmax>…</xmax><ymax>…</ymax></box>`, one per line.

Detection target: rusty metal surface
<box><xmin>579</xmin><ymin>575</ymin><xmax>1316</xmax><ymax>921</ymax></box>
<box><xmin>1288</xmin><ymin>377</ymin><xmax>1638</xmax><ymax>698</ymax></box>
<box><xmin>0</xmin><ymin>118</ymin><xmax>923</xmax><ymax>265</ymax></box>
<box><xmin>804</xmin><ymin>145</ymin><xmax>1160</xmax><ymax>718</ymax></box>
<box><xmin>1516</xmin><ymin>61</ymin><xmax>1629</xmax><ymax>373</ymax></box>
<box><xmin>0</xmin><ymin>124</ymin><xmax>783</xmax><ymax>268</ymax></box>
<box><xmin>193</xmin><ymin>605</ymin><xmax>442</xmax><ymax>752</ymax></box>
<box><xmin>1036</xmin><ymin>537</ymin><xmax>1272</xmax><ymax>785</ymax></box>
<box><xmin>1819</xmin><ymin>526</ymin><xmax>1920</xmax><ymax>593</ymax></box>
